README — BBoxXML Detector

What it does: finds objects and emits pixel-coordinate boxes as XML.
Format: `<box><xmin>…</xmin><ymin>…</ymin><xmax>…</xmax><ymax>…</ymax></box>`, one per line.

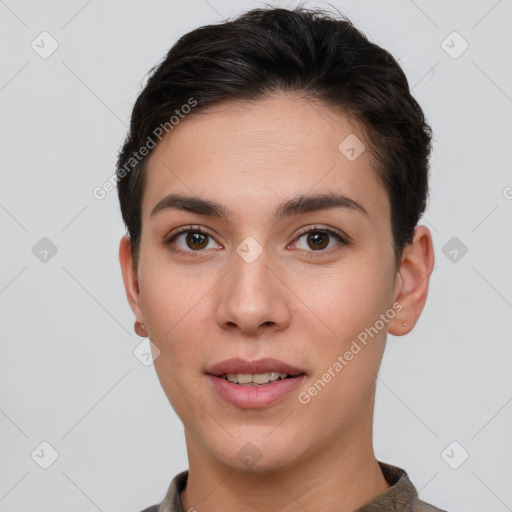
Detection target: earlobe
<box><xmin>388</xmin><ymin>225</ymin><xmax>435</xmax><ymax>336</ymax></box>
<box><xmin>119</xmin><ymin>235</ymin><xmax>144</xmax><ymax>322</ymax></box>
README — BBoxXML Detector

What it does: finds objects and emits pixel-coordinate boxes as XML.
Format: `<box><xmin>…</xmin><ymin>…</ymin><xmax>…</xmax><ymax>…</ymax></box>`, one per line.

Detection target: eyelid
<box><xmin>164</xmin><ymin>225</ymin><xmax>221</xmax><ymax>249</ymax></box>
<box><xmin>166</xmin><ymin>224</ymin><xmax>214</xmax><ymax>240</ymax></box>
<box><xmin>294</xmin><ymin>224</ymin><xmax>348</xmax><ymax>242</ymax></box>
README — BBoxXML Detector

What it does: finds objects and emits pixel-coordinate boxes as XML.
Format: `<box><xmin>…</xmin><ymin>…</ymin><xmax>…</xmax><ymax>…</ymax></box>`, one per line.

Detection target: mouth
<box><xmin>205</xmin><ymin>357</ymin><xmax>307</xmax><ymax>379</ymax></box>
<box><xmin>216</xmin><ymin>371</ymin><xmax>301</xmax><ymax>385</ymax></box>
<box><xmin>205</xmin><ymin>357</ymin><xmax>307</xmax><ymax>408</ymax></box>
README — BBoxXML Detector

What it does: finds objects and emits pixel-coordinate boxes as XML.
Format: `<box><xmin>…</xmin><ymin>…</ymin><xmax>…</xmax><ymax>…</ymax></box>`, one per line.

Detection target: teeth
<box><xmin>223</xmin><ymin>372</ymin><xmax>289</xmax><ymax>385</ymax></box>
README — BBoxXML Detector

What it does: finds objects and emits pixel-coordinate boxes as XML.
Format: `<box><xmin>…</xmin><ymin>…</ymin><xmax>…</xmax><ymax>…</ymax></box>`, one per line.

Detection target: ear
<box><xmin>388</xmin><ymin>225</ymin><xmax>435</xmax><ymax>336</ymax></box>
<box><xmin>119</xmin><ymin>235</ymin><xmax>144</xmax><ymax>323</ymax></box>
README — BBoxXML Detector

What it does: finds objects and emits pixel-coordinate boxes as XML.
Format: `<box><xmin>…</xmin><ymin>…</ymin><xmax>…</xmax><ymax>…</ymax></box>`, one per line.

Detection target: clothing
<box><xmin>139</xmin><ymin>461</ymin><xmax>448</xmax><ymax>512</ymax></box>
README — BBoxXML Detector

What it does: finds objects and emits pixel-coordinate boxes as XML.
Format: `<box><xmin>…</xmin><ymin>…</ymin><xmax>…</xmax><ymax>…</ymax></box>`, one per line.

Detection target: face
<box><xmin>122</xmin><ymin>92</ymin><xmax>404</xmax><ymax>472</ymax></box>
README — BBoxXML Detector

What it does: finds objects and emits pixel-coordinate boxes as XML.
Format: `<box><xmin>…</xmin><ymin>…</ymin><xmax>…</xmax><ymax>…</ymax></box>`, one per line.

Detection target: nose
<box><xmin>215</xmin><ymin>247</ymin><xmax>292</xmax><ymax>335</ymax></box>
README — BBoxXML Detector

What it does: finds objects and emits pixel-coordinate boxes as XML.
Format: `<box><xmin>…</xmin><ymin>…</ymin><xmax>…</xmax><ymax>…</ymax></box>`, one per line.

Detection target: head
<box><xmin>118</xmin><ymin>7</ymin><xmax>434</xmax><ymax>472</ymax></box>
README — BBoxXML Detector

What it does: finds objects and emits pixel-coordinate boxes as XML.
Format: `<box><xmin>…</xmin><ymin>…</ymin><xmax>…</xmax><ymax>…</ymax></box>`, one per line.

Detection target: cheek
<box><xmin>141</xmin><ymin>274</ymin><xmax>206</xmax><ymax>419</ymax></box>
<box><xmin>299</xmin><ymin>288</ymin><xmax>388</xmax><ymax>424</ymax></box>
<box><xmin>138</xmin><ymin>266</ymin><xmax>215</xmax><ymax>397</ymax></box>
<box><xmin>138</xmin><ymin>262</ymin><xmax>204</xmax><ymax>344</ymax></box>
<box><xmin>301</xmin><ymin>264</ymin><xmax>392</xmax><ymax>404</ymax></box>
<box><xmin>310</xmin><ymin>263</ymin><xmax>393</xmax><ymax>341</ymax></box>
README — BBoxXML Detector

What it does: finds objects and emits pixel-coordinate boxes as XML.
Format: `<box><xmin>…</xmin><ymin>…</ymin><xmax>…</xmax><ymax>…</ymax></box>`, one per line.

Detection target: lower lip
<box><xmin>207</xmin><ymin>374</ymin><xmax>307</xmax><ymax>408</ymax></box>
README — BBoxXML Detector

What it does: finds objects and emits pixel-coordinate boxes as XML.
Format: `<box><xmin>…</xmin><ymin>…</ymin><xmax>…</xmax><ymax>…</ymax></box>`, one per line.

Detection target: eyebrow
<box><xmin>150</xmin><ymin>192</ymin><xmax>369</xmax><ymax>222</ymax></box>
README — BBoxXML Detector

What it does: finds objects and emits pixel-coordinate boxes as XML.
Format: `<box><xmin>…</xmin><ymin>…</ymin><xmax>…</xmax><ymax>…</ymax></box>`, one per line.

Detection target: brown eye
<box><xmin>293</xmin><ymin>227</ymin><xmax>347</xmax><ymax>254</ymax></box>
<box><xmin>165</xmin><ymin>227</ymin><xmax>220</xmax><ymax>254</ymax></box>
<box><xmin>306</xmin><ymin>231</ymin><xmax>329</xmax><ymax>250</ymax></box>
<box><xmin>185</xmin><ymin>232</ymin><xmax>209</xmax><ymax>250</ymax></box>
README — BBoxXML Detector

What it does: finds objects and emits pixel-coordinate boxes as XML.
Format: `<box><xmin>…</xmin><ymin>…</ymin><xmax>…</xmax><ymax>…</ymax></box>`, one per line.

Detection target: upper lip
<box><xmin>206</xmin><ymin>357</ymin><xmax>306</xmax><ymax>376</ymax></box>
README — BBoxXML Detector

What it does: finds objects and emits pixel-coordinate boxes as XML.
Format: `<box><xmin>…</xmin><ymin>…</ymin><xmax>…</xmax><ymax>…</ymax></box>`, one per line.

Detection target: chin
<box><xmin>210</xmin><ymin>437</ymin><xmax>305</xmax><ymax>474</ymax></box>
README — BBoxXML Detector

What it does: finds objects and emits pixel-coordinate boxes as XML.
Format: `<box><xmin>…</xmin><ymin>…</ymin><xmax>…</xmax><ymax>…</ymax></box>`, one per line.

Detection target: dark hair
<box><xmin>116</xmin><ymin>6</ymin><xmax>432</xmax><ymax>269</ymax></box>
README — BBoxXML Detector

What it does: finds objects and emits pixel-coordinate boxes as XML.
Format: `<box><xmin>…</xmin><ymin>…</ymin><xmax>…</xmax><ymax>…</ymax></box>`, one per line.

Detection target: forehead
<box><xmin>142</xmin><ymin>93</ymin><xmax>388</xmax><ymax>223</ymax></box>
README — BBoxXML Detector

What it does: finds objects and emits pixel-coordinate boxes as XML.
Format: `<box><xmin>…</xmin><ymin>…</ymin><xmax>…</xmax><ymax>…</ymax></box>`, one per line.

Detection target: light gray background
<box><xmin>1</xmin><ymin>1</ymin><xmax>511</xmax><ymax>511</ymax></box>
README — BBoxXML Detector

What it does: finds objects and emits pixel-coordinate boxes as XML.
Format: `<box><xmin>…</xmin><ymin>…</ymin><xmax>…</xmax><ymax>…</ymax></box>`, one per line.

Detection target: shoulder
<box><xmin>376</xmin><ymin>461</ymin><xmax>449</xmax><ymax>512</ymax></box>
<box><xmin>416</xmin><ymin>498</ymin><xmax>450</xmax><ymax>511</ymax></box>
<box><xmin>135</xmin><ymin>469</ymin><xmax>189</xmax><ymax>512</ymax></box>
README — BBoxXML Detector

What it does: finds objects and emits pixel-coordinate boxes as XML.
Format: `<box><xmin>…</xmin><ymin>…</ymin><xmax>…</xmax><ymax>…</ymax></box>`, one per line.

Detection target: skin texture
<box><xmin>119</xmin><ymin>92</ymin><xmax>435</xmax><ymax>512</ymax></box>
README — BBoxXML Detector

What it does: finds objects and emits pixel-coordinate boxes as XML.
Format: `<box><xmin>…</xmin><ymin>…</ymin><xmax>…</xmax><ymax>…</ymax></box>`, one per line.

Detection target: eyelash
<box><xmin>164</xmin><ymin>224</ymin><xmax>349</xmax><ymax>258</ymax></box>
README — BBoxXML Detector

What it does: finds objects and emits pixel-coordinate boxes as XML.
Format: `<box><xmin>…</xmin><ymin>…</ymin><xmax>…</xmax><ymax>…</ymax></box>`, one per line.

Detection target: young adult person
<box><xmin>117</xmin><ymin>7</ymin><xmax>445</xmax><ymax>512</ymax></box>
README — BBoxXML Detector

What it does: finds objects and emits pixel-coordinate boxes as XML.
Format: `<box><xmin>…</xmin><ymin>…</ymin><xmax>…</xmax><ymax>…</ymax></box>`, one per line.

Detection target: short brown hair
<box><xmin>117</xmin><ymin>6</ymin><xmax>433</xmax><ymax>269</ymax></box>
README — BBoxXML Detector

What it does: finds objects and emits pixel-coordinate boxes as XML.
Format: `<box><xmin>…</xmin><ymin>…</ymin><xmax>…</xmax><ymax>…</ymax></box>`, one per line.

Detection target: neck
<box><xmin>180</xmin><ymin>421</ymin><xmax>390</xmax><ymax>512</ymax></box>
